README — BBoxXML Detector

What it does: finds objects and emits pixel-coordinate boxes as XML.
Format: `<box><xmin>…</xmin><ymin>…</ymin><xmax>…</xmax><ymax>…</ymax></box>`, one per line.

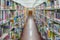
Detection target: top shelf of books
<box><xmin>0</xmin><ymin>0</ymin><xmax>24</xmax><ymax>11</ymax></box>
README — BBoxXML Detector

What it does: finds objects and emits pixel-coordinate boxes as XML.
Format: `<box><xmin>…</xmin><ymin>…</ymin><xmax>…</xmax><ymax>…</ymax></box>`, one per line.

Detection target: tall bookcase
<box><xmin>0</xmin><ymin>0</ymin><xmax>26</xmax><ymax>40</ymax></box>
<box><xmin>35</xmin><ymin>0</ymin><xmax>60</xmax><ymax>40</ymax></box>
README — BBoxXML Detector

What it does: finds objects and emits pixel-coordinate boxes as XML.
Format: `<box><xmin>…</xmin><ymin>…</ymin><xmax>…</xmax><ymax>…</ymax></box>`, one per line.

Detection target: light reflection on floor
<box><xmin>21</xmin><ymin>17</ymin><xmax>41</xmax><ymax>40</ymax></box>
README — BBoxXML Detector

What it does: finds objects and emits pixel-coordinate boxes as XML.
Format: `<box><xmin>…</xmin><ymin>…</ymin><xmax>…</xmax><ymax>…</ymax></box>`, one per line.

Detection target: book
<box><xmin>58</xmin><ymin>0</ymin><xmax>60</xmax><ymax>8</ymax></box>
<box><xmin>0</xmin><ymin>11</ymin><xmax>2</xmax><ymax>21</ymax></box>
<box><xmin>56</xmin><ymin>12</ymin><xmax>60</xmax><ymax>19</ymax></box>
<box><xmin>1</xmin><ymin>0</ymin><xmax>4</xmax><ymax>9</ymax></box>
<box><xmin>0</xmin><ymin>26</ymin><xmax>3</xmax><ymax>37</ymax></box>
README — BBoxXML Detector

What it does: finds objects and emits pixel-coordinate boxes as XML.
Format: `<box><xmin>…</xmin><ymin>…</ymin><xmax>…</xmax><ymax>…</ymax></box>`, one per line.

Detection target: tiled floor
<box><xmin>20</xmin><ymin>17</ymin><xmax>44</xmax><ymax>40</ymax></box>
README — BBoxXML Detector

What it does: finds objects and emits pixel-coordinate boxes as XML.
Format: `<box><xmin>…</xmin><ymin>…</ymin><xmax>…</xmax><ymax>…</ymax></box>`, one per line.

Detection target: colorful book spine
<box><xmin>14</xmin><ymin>3</ymin><xmax>17</xmax><ymax>9</ymax></box>
<box><xmin>9</xmin><ymin>0</ymin><xmax>12</xmax><ymax>9</ymax></box>
<box><xmin>56</xmin><ymin>12</ymin><xmax>60</xmax><ymax>19</ymax></box>
<box><xmin>6</xmin><ymin>0</ymin><xmax>10</xmax><ymax>9</ymax></box>
<box><xmin>7</xmin><ymin>0</ymin><xmax>10</xmax><ymax>6</ymax></box>
<box><xmin>1</xmin><ymin>0</ymin><xmax>4</xmax><ymax>9</ymax></box>
<box><xmin>54</xmin><ymin>0</ymin><xmax>58</xmax><ymax>8</ymax></box>
<box><xmin>0</xmin><ymin>11</ymin><xmax>2</xmax><ymax>21</ymax></box>
<box><xmin>58</xmin><ymin>0</ymin><xmax>60</xmax><ymax>7</ymax></box>
<box><xmin>12</xmin><ymin>2</ymin><xmax>15</xmax><ymax>9</ymax></box>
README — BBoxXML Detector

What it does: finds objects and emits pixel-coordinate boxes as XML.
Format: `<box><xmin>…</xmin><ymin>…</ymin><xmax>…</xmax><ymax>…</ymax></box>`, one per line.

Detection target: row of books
<box><xmin>0</xmin><ymin>10</ymin><xmax>10</xmax><ymax>25</ymax></box>
<box><xmin>38</xmin><ymin>0</ymin><xmax>60</xmax><ymax>9</ymax></box>
<box><xmin>46</xmin><ymin>0</ymin><xmax>60</xmax><ymax>8</ymax></box>
<box><xmin>0</xmin><ymin>0</ymin><xmax>24</xmax><ymax>10</ymax></box>
<box><xmin>0</xmin><ymin>9</ymin><xmax>30</xmax><ymax>26</ymax></box>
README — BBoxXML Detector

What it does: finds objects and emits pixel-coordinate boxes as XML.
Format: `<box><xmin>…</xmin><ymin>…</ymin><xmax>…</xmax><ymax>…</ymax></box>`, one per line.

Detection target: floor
<box><xmin>20</xmin><ymin>17</ymin><xmax>44</xmax><ymax>40</ymax></box>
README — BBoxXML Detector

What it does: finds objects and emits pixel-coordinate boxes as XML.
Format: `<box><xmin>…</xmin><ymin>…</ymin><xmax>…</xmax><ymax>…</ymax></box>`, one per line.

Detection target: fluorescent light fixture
<box><xmin>12</xmin><ymin>0</ymin><xmax>46</xmax><ymax>8</ymax></box>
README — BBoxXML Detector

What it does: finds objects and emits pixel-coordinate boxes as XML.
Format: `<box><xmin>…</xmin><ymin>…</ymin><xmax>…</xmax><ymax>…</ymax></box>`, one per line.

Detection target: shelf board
<box><xmin>10</xmin><ymin>9</ymin><xmax>16</xmax><ymax>11</ymax></box>
<box><xmin>0</xmin><ymin>9</ymin><xmax>10</xmax><ymax>10</ymax></box>
<box><xmin>53</xmin><ymin>18</ymin><xmax>60</xmax><ymax>24</ymax></box>
<box><xmin>3</xmin><ymin>20</ymin><xmax>10</xmax><ymax>24</ymax></box>
<box><xmin>40</xmin><ymin>8</ymin><xmax>60</xmax><ymax>11</ymax></box>
<box><xmin>49</xmin><ymin>18</ymin><xmax>60</xmax><ymax>24</ymax></box>
<box><xmin>0</xmin><ymin>9</ymin><xmax>16</xmax><ymax>11</ymax></box>
<box><xmin>46</xmin><ymin>17</ymin><xmax>60</xmax><ymax>24</ymax></box>
<box><xmin>50</xmin><ymin>29</ymin><xmax>60</xmax><ymax>35</ymax></box>
<box><xmin>45</xmin><ymin>8</ymin><xmax>56</xmax><ymax>11</ymax></box>
<box><xmin>0</xmin><ymin>33</ymin><xmax>8</xmax><ymax>39</ymax></box>
<box><xmin>10</xmin><ymin>17</ymin><xmax>14</xmax><ymax>20</ymax></box>
<box><xmin>0</xmin><ymin>19</ymin><xmax>10</xmax><ymax>25</ymax></box>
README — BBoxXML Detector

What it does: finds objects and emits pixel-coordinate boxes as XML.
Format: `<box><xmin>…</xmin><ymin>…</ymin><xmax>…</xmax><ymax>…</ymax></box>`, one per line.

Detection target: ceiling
<box><xmin>13</xmin><ymin>0</ymin><xmax>46</xmax><ymax>8</ymax></box>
